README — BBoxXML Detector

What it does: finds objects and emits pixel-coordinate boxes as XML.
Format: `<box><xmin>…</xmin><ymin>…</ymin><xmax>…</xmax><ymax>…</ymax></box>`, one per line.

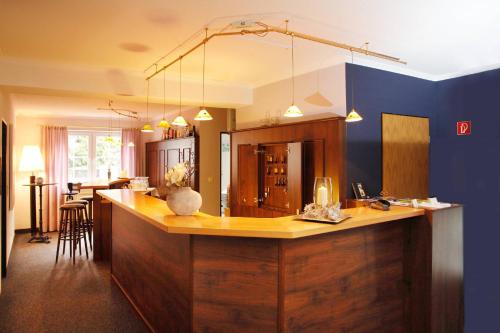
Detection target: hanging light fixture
<box><xmin>104</xmin><ymin>103</ymin><xmax>115</xmax><ymax>143</ymax></box>
<box><xmin>157</xmin><ymin>69</ymin><xmax>171</xmax><ymax>129</ymax></box>
<box><xmin>284</xmin><ymin>32</ymin><xmax>303</xmax><ymax>118</ymax></box>
<box><xmin>195</xmin><ymin>28</ymin><xmax>213</xmax><ymax>121</ymax></box>
<box><xmin>172</xmin><ymin>56</ymin><xmax>188</xmax><ymax>127</ymax></box>
<box><xmin>127</xmin><ymin>110</ymin><xmax>136</xmax><ymax>147</ymax></box>
<box><xmin>345</xmin><ymin>50</ymin><xmax>363</xmax><ymax>123</ymax></box>
<box><xmin>141</xmin><ymin>79</ymin><xmax>154</xmax><ymax>132</ymax></box>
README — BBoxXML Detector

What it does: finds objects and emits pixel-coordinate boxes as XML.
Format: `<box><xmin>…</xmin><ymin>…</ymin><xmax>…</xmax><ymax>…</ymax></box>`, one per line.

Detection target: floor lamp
<box><xmin>19</xmin><ymin>146</ymin><xmax>45</xmax><ymax>241</ymax></box>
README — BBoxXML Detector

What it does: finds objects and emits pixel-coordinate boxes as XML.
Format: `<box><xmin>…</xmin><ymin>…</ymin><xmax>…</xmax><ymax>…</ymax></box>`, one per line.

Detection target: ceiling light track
<box><xmin>97</xmin><ymin>100</ymin><xmax>138</xmax><ymax>119</ymax></box>
<box><xmin>145</xmin><ymin>21</ymin><xmax>406</xmax><ymax>80</ymax></box>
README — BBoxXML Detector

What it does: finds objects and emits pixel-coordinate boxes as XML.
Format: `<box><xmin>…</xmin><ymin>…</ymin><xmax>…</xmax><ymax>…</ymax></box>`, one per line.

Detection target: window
<box><xmin>68</xmin><ymin>130</ymin><xmax>121</xmax><ymax>183</ymax></box>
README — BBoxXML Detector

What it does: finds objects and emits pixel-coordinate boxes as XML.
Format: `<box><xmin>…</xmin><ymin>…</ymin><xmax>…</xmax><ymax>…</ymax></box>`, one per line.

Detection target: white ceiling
<box><xmin>1</xmin><ymin>0</ymin><xmax>500</xmax><ymax>88</ymax></box>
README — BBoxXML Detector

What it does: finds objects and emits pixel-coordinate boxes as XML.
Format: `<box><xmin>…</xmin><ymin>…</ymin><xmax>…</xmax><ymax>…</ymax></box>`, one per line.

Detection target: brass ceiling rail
<box><xmin>145</xmin><ymin>22</ymin><xmax>406</xmax><ymax>81</ymax></box>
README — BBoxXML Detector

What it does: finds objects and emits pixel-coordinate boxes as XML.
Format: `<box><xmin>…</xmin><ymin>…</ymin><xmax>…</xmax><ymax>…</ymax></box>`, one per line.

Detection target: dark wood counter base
<box><xmin>109</xmin><ymin>204</ymin><xmax>463</xmax><ymax>333</ymax></box>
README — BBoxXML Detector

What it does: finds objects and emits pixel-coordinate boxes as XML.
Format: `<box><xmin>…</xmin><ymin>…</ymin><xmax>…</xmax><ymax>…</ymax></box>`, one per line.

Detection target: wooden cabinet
<box><xmin>259</xmin><ymin>142</ymin><xmax>302</xmax><ymax>215</ymax></box>
<box><xmin>146</xmin><ymin>136</ymin><xmax>199</xmax><ymax>191</ymax></box>
<box><xmin>231</xmin><ymin>118</ymin><xmax>344</xmax><ymax>218</ymax></box>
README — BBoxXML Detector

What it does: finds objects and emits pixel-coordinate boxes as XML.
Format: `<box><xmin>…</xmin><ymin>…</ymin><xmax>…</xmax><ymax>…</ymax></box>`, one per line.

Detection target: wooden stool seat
<box><xmin>66</xmin><ymin>199</ymin><xmax>88</xmax><ymax>205</ymax></box>
<box><xmin>61</xmin><ymin>203</ymin><xmax>85</xmax><ymax>209</ymax></box>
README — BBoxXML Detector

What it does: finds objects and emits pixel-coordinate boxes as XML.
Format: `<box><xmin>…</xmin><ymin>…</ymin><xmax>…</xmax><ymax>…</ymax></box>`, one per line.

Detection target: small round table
<box><xmin>23</xmin><ymin>183</ymin><xmax>57</xmax><ymax>243</ymax></box>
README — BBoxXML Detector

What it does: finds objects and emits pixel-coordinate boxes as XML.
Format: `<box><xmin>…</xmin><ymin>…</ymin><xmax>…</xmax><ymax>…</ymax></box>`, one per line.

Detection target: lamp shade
<box><xmin>19</xmin><ymin>145</ymin><xmax>44</xmax><ymax>172</ymax></box>
<box><xmin>172</xmin><ymin>115</ymin><xmax>188</xmax><ymax>127</ymax></box>
<box><xmin>284</xmin><ymin>104</ymin><xmax>303</xmax><ymax>118</ymax></box>
<box><xmin>346</xmin><ymin>108</ymin><xmax>363</xmax><ymax>122</ymax></box>
<box><xmin>194</xmin><ymin>108</ymin><xmax>213</xmax><ymax>121</ymax></box>
<box><xmin>157</xmin><ymin>119</ymin><xmax>171</xmax><ymax>128</ymax></box>
<box><xmin>141</xmin><ymin>124</ymin><xmax>154</xmax><ymax>133</ymax></box>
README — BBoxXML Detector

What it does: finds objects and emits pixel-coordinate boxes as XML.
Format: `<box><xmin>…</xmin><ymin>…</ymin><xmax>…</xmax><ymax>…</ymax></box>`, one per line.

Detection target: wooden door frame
<box><xmin>219</xmin><ymin>132</ymin><xmax>230</xmax><ymax>216</ymax></box>
<box><xmin>381</xmin><ymin>112</ymin><xmax>430</xmax><ymax>197</ymax></box>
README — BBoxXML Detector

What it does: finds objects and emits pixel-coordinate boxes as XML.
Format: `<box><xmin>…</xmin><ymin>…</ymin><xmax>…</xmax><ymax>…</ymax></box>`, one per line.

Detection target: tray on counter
<box><xmin>293</xmin><ymin>213</ymin><xmax>352</xmax><ymax>224</ymax></box>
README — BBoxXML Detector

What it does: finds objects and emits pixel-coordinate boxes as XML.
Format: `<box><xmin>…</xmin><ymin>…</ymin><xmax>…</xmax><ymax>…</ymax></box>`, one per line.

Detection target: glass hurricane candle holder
<box><xmin>313</xmin><ymin>177</ymin><xmax>333</xmax><ymax>208</ymax></box>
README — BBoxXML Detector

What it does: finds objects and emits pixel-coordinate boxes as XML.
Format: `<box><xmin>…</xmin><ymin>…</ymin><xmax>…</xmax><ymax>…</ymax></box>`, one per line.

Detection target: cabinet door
<box><xmin>302</xmin><ymin>140</ymin><xmax>325</xmax><ymax>206</ymax></box>
<box><xmin>238</xmin><ymin>144</ymin><xmax>258</xmax><ymax>207</ymax></box>
<box><xmin>158</xmin><ymin>149</ymin><xmax>166</xmax><ymax>188</ymax></box>
<box><xmin>167</xmin><ymin>149</ymin><xmax>181</xmax><ymax>169</ymax></box>
<box><xmin>287</xmin><ymin>142</ymin><xmax>303</xmax><ymax>214</ymax></box>
<box><xmin>146</xmin><ymin>148</ymin><xmax>158</xmax><ymax>187</ymax></box>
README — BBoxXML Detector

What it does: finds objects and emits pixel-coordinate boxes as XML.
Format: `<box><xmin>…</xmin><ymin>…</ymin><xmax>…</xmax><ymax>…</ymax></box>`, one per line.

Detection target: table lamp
<box><xmin>19</xmin><ymin>145</ymin><xmax>44</xmax><ymax>184</ymax></box>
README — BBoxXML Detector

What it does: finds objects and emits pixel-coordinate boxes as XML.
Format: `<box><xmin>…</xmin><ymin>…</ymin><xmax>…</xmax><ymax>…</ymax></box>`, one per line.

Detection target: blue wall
<box><xmin>345</xmin><ymin>63</ymin><xmax>437</xmax><ymax>197</ymax></box>
<box><xmin>433</xmin><ymin>69</ymin><xmax>500</xmax><ymax>332</ymax></box>
<box><xmin>346</xmin><ymin>64</ymin><xmax>500</xmax><ymax>332</ymax></box>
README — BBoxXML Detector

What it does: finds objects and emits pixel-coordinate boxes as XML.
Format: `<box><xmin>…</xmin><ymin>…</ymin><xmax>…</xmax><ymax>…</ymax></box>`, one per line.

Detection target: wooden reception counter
<box><xmin>95</xmin><ymin>189</ymin><xmax>463</xmax><ymax>333</ymax></box>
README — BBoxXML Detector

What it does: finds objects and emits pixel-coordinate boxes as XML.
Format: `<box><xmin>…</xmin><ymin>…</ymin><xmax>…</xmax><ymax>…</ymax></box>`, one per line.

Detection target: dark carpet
<box><xmin>0</xmin><ymin>233</ymin><xmax>148</xmax><ymax>333</ymax></box>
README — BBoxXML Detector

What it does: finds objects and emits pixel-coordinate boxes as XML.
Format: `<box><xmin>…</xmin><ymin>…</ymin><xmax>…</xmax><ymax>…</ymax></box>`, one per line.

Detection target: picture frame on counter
<box><xmin>352</xmin><ymin>182</ymin><xmax>368</xmax><ymax>199</ymax></box>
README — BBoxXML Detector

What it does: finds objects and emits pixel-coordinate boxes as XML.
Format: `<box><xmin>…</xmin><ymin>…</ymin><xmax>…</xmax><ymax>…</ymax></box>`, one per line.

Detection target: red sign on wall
<box><xmin>457</xmin><ymin>121</ymin><xmax>471</xmax><ymax>136</ymax></box>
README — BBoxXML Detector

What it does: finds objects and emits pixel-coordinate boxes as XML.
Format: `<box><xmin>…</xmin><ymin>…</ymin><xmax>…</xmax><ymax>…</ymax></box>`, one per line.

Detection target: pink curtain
<box><xmin>41</xmin><ymin>126</ymin><xmax>68</xmax><ymax>232</ymax></box>
<box><xmin>121</xmin><ymin>128</ymin><xmax>144</xmax><ymax>177</ymax></box>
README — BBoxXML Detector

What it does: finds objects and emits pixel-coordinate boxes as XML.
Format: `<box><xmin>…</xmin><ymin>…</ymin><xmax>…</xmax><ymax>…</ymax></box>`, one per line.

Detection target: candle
<box><xmin>317</xmin><ymin>185</ymin><xmax>328</xmax><ymax>208</ymax></box>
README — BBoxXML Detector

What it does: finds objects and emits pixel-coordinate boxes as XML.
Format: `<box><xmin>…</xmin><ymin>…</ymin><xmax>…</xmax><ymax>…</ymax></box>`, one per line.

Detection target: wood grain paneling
<box><xmin>192</xmin><ymin>235</ymin><xmax>279</xmax><ymax>333</ymax></box>
<box><xmin>382</xmin><ymin>113</ymin><xmax>429</xmax><ymax>198</ymax></box>
<box><xmin>92</xmin><ymin>190</ymin><xmax>112</xmax><ymax>262</ymax></box>
<box><xmin>111</xmin><ymin>205</ymin><xmax>191</xmax><ymax>332</ymax></box>
<box><xmin>105</xmin><ymin>192</ymin><xmax>462</xmax><ymax>333</ymax></box>
<box><xmin>405</xmin><ymin>206</ymin><xmax>464</xmax><ymax>333</ymax></box>
<box><xmin>281</xmin><ymin>222</ymin><xmax>407</xmax><ymax>333</ymax></box>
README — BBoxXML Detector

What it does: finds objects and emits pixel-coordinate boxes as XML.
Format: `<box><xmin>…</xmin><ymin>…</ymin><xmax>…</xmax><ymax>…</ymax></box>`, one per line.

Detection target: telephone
<box><xmin>370</xmin><ymin>199</ymin><xmax>391</xmax><ymax>211</ymax></box>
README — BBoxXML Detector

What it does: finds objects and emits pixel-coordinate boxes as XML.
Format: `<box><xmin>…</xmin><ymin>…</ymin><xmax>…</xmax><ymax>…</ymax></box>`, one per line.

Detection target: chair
<box><xmin>64</xmin><ymin>182</ymin><xmax>82</xmax><ymax>201</ymax></box>
<box><xmin>55</xmin><ymin>203</ymin><xmax>90</xmax><ymax>264</ymax></box>
<box><xmin>66</xmin><ymin>199</ymin><xmax>92</xmax><ymax>250</ymax></box>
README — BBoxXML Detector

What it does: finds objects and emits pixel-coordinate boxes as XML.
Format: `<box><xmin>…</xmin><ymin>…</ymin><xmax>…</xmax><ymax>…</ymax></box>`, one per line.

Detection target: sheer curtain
<box><xmin>41</xmin><ymin>126</ymin><xmax>68</xmax><ymax>232</ymax></box>
<box><xmin>121</xmin><ymin>128</ymin><xmax>144</xmax><ymax>178</ymax></box>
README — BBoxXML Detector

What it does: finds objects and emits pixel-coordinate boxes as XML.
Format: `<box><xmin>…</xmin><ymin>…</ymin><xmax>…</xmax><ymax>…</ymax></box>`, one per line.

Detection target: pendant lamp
<box><xmin>141</xmin><ymin>79</ymin><xmax>154</xmax><ymax>132</ymax></box>
<box><xmin>127</xmin><ymin>111</ymin><xmax>136</xmax><ymax>147</ymax></box>
<box><xmin>195</xmin><ymin>29</ymin><xmax>213</xmax><ymax>121</ymax></box>
<box><xmin>157</xmin><ymin>70</ymin><xmax>171</xmax><ymax>129</ymax></box>
<box><xmin>345</xmin><ymin>50</ymin><xmax>363</xmax><ymax>123</ymax></box>
<box><xmin>172</xmin><ymin>56</ymin><xmax>188</xmax><ymax>127</ymax></box>
<box><xmin>284</xmin><ymin>33</ymin><xmax>303</xmax><ymax>118</ymax></box>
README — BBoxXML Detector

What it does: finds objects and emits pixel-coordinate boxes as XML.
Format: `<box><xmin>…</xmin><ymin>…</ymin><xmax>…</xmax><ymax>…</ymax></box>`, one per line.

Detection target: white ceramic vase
<box><xmin>166</xmin><ymin>187</ymin><xmax>202</xmax><ymax>216</ymax></box>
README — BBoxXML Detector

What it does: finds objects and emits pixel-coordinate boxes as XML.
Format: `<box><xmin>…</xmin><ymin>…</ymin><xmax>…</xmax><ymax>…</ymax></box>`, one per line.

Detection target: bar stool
<box><xmin>55</xmin><ymin>203</ymin><xmax>89</xmax><ymax>264</ymax></box>
<box><xmin>66</xmin><ymin>199</ymin><xmax>92</xmax><ymax>250</ymax></box>
<box><xmin>79</xmin><ymin>195</ymin><xmax>94</xmax><ymax>246</ymax></box>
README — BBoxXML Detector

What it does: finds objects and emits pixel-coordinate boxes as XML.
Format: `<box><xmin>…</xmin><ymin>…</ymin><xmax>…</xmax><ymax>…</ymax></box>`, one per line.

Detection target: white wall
<box><xmin>236</xmin><ymin>63</ymin><xmax>346</xmax><ymax>129</ymax></box>
<box><xmin>0</xmin><ymin>87</ymin><xmax>16</xmax><ymax>294</ymax></box>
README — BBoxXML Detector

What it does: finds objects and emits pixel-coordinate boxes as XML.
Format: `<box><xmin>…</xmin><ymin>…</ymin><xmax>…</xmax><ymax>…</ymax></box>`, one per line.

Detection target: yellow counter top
<box><xmin>97</xmin><ymin>189</ymin><xmax>425</xmax><ymax>239</ymax></box>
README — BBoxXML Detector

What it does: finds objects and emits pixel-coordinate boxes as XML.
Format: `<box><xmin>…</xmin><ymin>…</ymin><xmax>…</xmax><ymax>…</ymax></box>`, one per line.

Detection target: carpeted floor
<box><xmin>0</xmin><ymin>232</ymin><xmax>148</xmax><ymax>333</ymax></box>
